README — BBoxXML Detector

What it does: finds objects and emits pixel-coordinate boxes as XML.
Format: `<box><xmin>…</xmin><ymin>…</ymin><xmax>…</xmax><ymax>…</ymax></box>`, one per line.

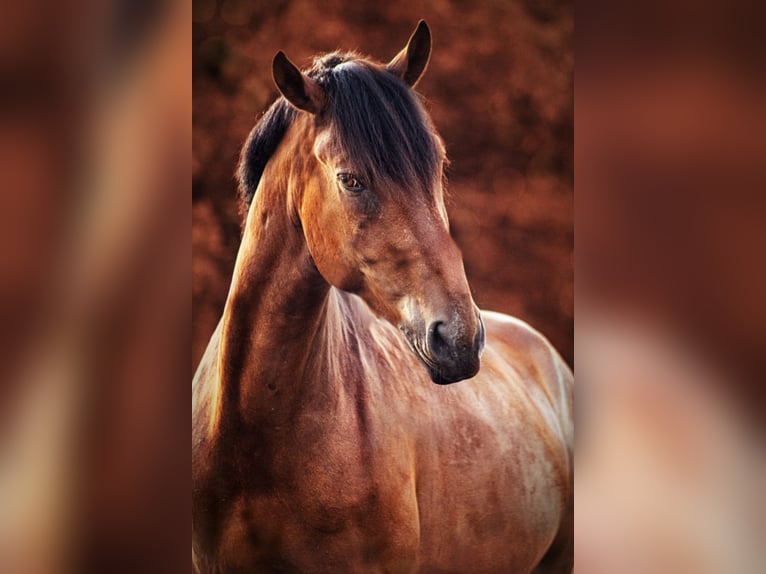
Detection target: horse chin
<box><xmin>411</xmin><ymin>341</ymin><xmax>479</xmax><ymax>385</ymax></box>
<box><xmin>426</xmin><ymin>361</ymin><xmax>480</xmax><ymax>385</ymax></box>
<box><xmin>425</xmin><ymin>364</ymin><xmax>470</xmax><ymax>385</ymax></box>
<box><xmin>400</xmin><ymin>325</ymin><xmax>480</xmax><ymax>384</ymax></box>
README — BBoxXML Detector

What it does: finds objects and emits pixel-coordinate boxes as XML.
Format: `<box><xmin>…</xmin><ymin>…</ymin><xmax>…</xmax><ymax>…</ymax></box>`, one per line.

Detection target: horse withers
<box><xmin>193</xmin><ymin>21</ymin><xmax>573</xmax><ymax>574</ymax></box>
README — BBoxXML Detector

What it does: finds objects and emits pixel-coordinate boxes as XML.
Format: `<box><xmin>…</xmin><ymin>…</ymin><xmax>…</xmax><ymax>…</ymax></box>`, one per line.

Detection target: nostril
<box><xmin>427</xmin><ymin>321</ymin><xmax>450</xmax><ymax>359</ymax></box>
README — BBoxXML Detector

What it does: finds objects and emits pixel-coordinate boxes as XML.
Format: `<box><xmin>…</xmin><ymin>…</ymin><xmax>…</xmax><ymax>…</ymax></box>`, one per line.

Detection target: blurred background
<box><xmin>0</xmin><ymin>0</ymin><xmax>764</xmax><ymax>572</ymax></box>
<box><xmin>0</xmin><ymin>0</ymin><xmax>189</xmax><ymax>572</ymax></box>
<box><xmin>192</xmin><ymin>0</ymin><xmax>574</xmax><ymax>369</ymax></box>
<box><xmin>577</xmin><ymin>1</ymin><xmax>766</xmax><ymax>572</ymax></box>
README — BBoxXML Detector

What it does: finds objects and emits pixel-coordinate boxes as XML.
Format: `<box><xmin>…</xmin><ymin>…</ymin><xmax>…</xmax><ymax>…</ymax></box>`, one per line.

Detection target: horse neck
<box><xmin>216</xmin><ymin>133</ymin><xmax>332</xmax><ymax>428</ymax></box>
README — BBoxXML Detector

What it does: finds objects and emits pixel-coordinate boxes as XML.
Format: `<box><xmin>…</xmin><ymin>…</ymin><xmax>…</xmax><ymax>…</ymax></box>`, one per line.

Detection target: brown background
<box><xmin>192</xmin><ymin>0</ymin><xmax>573</xmax><ymax>368</ymax></box>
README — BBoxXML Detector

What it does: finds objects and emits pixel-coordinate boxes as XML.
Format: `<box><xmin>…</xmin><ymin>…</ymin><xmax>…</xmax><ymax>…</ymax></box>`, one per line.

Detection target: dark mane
<box><xmin>237</xmin><ymin>51</ymin><xmax>441</xmax><ymax>216</ymax></box>
<box><xmin>237</xmin><ymin>98</ymin><xmax>297</xmax><ymax>215</ymax></box>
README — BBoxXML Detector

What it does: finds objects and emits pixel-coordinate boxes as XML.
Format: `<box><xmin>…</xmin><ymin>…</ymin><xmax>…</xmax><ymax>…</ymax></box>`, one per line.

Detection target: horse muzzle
<box><xmin>403</xmin><ymin>311</ymin><xmax>485</xmax><ymax>385</ymax></box>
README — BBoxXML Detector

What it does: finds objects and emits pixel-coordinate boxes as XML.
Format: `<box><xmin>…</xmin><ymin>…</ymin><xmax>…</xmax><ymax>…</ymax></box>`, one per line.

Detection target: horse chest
<box><xmin>207</xmin><ymin>414</ymin><xmax>421</xmax><ymax>572</ymax></box>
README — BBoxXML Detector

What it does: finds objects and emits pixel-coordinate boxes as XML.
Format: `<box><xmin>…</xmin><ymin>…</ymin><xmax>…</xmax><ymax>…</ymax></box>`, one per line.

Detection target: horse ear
<box><xmin>272</xmin><ymin>51</ymin><xmax>325</xmax><ymax>114</ymax></box>
<box><xmin>386</xmin><ymin>20</ymin><xmax>431</xmax><ymax>87</ymax></box>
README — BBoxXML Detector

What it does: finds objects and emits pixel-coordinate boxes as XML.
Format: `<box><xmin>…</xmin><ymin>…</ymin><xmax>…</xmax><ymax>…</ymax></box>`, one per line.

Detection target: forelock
<box><xmin>309</xmin><ymin>53</ymin><xmax>442</xmax><ymax>191</ymax></box>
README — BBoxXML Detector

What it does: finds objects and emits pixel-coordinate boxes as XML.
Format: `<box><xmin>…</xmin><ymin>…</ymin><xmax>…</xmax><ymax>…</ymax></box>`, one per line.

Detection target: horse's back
<box><xmin>480</xmin><ymin>310</ymin><xmax>573</xmax><ymax>450</ymax></box>
<box><xmin>484</xmin><ymin>310</ymin><xmax>573</xmax><ymax>574</ymax></box>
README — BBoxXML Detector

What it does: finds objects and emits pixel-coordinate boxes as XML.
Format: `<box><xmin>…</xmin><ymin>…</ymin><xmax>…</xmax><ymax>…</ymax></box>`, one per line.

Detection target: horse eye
<box><xmin>337</xmin><ymin>173</ymin><xmax>366</xmax><ymax>193</ymax></box>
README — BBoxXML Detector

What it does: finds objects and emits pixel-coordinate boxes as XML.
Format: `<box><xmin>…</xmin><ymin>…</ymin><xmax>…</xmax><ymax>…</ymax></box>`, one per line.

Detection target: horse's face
<box><xmin>274</xmin><ymin>22</ymin><xmax>485</xmax><ymax>384</ymax></box>
<box><xmin>305</xmin><ymin>136</ymin><xmax>485</xmax><ymax>384</ymax></box>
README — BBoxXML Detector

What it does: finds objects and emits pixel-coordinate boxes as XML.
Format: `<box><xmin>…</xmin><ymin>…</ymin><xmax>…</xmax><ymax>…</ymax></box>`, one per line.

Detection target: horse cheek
<box><xmin>305</xmin><ymin>211</ymin><xmax>360</xmax><ymax>291</ymax></box>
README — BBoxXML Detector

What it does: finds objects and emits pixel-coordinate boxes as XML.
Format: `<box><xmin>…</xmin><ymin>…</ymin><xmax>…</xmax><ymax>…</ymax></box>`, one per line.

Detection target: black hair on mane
<box><xmin>236</xmin><ymin>98</ymin><xmax>297</xmax><ymax>213</ymax></box>
<box><xmin>237</xmin><ymin>51</ymin><xmax>441</xmax><ymax>217</ymax></box>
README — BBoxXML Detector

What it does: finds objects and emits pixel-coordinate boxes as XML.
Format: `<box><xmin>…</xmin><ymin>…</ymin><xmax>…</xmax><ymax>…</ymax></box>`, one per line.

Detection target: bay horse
<box><xmin>193</xmin><ymin>21</ymin><xmax>573</xmax><ymax>574</ymax></box>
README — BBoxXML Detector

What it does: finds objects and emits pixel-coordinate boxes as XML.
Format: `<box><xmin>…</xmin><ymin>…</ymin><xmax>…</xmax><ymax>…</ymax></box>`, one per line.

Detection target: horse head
<box><xmin>270</xmin><ymin>21</ymin><xmax>484</xmax><ymax>384</ymax></box>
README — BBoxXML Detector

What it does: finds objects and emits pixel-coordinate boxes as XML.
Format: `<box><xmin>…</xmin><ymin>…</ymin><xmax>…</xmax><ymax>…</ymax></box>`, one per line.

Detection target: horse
<box><xmin>192</xmin><ymin>21</ymin><xmax>573</xmax><ymax>574</ymax></box>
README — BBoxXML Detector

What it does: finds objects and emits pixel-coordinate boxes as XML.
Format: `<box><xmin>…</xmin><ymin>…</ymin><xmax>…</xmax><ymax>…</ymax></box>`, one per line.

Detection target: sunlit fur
<box><xmin>194</xmin><ymin>42</ymin><xmax>573</xmax><ymax>574</ymax></box>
